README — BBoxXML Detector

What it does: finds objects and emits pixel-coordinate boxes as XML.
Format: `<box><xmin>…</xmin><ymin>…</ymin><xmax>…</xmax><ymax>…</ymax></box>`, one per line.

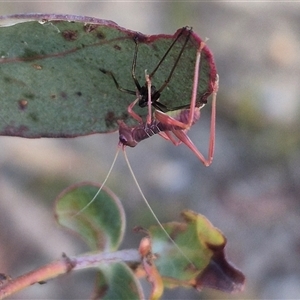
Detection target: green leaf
<box><xmin>93</xmin><ymin>262</ymin><xmax>144</xmax><ymax>300</ymax></box>
<box><xmin>55</xmin><ymin>182</ymin><xmax>125</xmax><ymax>251</ymax></box>
<box><xmin>0</xmin><ymin>14</ymin><xmax>216</xmax><ymax>137</ymax></box>
<box><xmin>148</xmin><ymin>210</ymin><xmax>245</xmax><ymax>293</ymax></box>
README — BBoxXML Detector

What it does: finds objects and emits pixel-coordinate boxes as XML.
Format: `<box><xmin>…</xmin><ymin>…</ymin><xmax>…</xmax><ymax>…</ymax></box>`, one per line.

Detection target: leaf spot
<box><xmin>105</xmin><ymin>111</ymin><xmax>116</xmax><ymax>128</ymax></box>
<box><xmin>32</xmin><ymin>64</ymin><xmax>42</xmax><ymax>70</ymax></box>
<box><xmin>84</xmin><ymin>24</ymin><xmax>99</xmax><ymax>33</ymax></box>
<box><xmin>62</xmin><ymin>30</ymin><xmax>78</xmax><ymax>41</ymax></box>
<box><xmin>60</xmin><ymin>91</ymin><xmax>68</xmax><ymax>99</ymax></box>
<box><xmin>96</xmin><ymin>31</ymin><xmax>106</xmax><ymax>40</ymax></box>
<box><xmin>29</xmin><ymin>112</ymin><xmax>39</xmax><ymax>122</ymax></box>
<box><xmin>18</xmin><ymin>99</ymin><xmax>28</xmax><ymax>110</ymax></box>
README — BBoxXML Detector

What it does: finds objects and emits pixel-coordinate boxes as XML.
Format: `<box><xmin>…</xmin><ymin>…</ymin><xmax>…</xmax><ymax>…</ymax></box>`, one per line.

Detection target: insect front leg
<box><xmin>154</xmin><ymin>74</ymin><xmax>219</xmax><ymax>166</ymax></box>
<box><xmin>99</xmin><ymin>68</ymin><xmax>143</xmax><ymax>123</ymax></box>
<box><xmin>173</xmin><ymin>76</ymin><xmax>218</xmax><ymax>167</ymax></box>
<box><xmin>127</xmin><ymin>97</ymin><xmax>143</xmax><ymax>123</ymax></box>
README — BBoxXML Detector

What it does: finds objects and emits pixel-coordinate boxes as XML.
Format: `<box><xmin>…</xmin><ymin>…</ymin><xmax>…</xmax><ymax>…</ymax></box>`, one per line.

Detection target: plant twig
<box><xmin>0</xmin><ymin>249</ymin><xmax>140</xmax><ymax>299</ymax></box>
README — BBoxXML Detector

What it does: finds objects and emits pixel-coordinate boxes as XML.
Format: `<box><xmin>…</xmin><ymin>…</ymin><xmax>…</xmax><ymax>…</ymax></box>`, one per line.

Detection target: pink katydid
<box><xmin>75</xmin><ymin>27</ymin><xmax>218</xmax><ymax>265</ymax></box>
<box><xmin>116</xmin><ymin>27</ymin><xmax>219</xmax><ymax>167</ymax></box>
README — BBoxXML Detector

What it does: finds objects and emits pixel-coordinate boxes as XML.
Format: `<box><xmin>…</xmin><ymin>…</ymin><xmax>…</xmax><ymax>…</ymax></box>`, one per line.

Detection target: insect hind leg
<box><xmin>173</xmin><ymin>75</ymin><xmax>219</xmax><ymax>167</ymax></box>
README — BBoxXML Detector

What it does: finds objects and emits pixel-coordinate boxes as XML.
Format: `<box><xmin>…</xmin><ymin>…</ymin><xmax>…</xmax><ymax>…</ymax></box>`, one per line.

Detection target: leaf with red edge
<box><xmin>55</xmin><ymin>183</ymin><xmax>146</xmax><ymax>299</ymax></box>
<box><xmin>0</xmin><ymin>14</ymin><xmax>217</xmax><ymax>138</ymax></box>
<box><xmin>55</xmin><ymin>182</ymin><xmax>125</xmax><ymax>251</ymax></box>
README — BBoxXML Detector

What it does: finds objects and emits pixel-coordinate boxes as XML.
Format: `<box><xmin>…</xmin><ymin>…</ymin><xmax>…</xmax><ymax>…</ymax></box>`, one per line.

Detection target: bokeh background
<box><xmin>1</xmin><ymin>2</ymin><xmax>300</xmax><ymax>299</ymax></box>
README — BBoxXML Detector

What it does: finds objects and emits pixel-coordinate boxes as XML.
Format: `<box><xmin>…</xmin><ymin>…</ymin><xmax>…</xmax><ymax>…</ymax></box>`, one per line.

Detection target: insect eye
<box><xmin>119</xmin><ymin>134</ymin><xmax>128</xmax><ymax>145</ymax></box>
<box><xmin>119</xmin><ymin>133</ymin><xmax>138</xmax><ymax>148</ymax></box>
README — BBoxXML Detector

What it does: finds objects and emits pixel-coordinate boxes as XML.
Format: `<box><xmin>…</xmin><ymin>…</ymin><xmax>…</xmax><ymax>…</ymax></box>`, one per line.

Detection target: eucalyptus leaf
<box><xmin>0</xmin><ymin>14</ymin><xmax>216</xmax><ymax>137</ymax></box>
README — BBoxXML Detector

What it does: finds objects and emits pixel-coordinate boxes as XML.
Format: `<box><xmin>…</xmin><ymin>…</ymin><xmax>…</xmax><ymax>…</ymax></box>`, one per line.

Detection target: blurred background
<box><xmin>1</xmin><ymin>2</ymin><xmax>300</xmax><ymax>299</ymax></box>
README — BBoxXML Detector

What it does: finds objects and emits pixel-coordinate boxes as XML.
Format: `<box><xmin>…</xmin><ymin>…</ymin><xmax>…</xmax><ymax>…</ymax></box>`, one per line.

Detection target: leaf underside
<box><xmin>0</xmin><ymin>14</ymin><xmax>217</xmax><ymax>138</ymax></box>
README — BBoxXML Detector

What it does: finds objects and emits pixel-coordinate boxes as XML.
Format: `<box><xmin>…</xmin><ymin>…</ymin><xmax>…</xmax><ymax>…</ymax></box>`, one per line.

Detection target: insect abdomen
<box><xmin>133</xmin><ymin>120</ymin><xmax>163</xmax><ymax>143</ymax></box>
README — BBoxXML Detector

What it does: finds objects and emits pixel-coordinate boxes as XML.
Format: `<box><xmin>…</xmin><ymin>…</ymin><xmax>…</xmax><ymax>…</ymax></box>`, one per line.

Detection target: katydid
<box><xmin>118</xmin><ymin>42</ymin><xmax>219</xmax><ymax>167</ymax></box>
<box><xmin>75</xmin><ymin>28</ymin><xmax>218</xmax><ymax>267</ymax></box>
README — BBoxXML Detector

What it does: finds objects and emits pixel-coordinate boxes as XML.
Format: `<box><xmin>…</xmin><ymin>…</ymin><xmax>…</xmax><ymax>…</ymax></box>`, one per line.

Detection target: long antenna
<box><xmin>72</xmin><ymin>146</ymin><xmax>120</xmax><ymax>217</ymax></box>
<box><xmin>123</xmin><ymin>150</ymin><xmax>195</xmax><ymax>267</ymax></box>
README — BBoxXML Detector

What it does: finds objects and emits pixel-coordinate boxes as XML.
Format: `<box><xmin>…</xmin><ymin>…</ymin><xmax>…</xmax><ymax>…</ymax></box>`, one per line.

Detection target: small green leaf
<box><xmin>148</xmin><ymin>210</ymin><xmax>245</xmax><ymax>293</ymax></box>
<box><xmin>55</xmin><ymin>182</ymin><xmax>125</xmax><ymax>251</ymax></box>
<box><xmin>0</xmin><ymin>14</ymin><xmax>216</xmax><ymax>137</ymax></box>
<box><xmin>93</xmin><ymin>262</ymin><xmax>144</xmax><ymax>300</ymax></box>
